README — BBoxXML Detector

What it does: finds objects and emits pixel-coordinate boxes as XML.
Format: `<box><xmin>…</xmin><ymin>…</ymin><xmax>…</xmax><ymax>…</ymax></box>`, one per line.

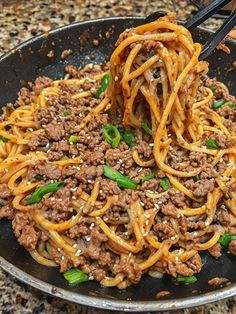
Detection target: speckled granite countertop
<box><xmin>0</xmin><ymin>1</ymin><xmax>235</xmax><ymax>313</ymax></box>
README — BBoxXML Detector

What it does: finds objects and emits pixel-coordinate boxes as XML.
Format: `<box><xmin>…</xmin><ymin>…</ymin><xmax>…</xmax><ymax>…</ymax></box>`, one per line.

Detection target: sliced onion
<box><xmin>148</xmin><ymin>270</ymin><xmax>164</xmax><ymax>278</ymax></box>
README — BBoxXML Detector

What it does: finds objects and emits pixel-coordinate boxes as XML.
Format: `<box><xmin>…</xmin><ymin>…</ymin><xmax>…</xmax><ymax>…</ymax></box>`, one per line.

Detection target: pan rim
<box><xmin>0</xmin><ymin>16</ymin><xmax>235</xmax><ymax>312</ymax></box>
<box><xmin>1</xmin><ymin>255</ymin><xmax>236</xmax><ymax>311</ymax></box>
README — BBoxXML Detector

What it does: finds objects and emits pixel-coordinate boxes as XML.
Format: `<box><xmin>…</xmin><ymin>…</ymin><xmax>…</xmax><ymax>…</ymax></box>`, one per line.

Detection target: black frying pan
<box><xmin>0</xmin><ymin>17</ymin><xmax>236</xmax><ymax>312</ymax></box>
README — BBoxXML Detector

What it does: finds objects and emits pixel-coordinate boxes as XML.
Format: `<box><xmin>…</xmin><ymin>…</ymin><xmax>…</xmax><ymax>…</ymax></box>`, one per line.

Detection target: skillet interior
<box><xmin>0</xmin><ymin>17</ymin><xmax>236</xmax><ymax>311</ymax></box>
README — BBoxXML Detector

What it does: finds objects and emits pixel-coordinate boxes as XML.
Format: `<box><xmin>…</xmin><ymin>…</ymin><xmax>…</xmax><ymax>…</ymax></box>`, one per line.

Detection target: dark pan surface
<box><xmin>0</xmin><ymin>17</ymin><xmax>236</xmax><ymax>312</ymax></box>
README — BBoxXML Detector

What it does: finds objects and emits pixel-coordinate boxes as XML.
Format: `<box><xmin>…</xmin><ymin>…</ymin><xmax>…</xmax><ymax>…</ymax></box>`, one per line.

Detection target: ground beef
<box><xmin>45</xmin><ymin>122</ymin><xmax>65</xmax><ymax>141</ymax></box>
<box><xmin>215</xmin><ymin>133</ymin><xmax>233</xmax><ymax>148</ymax></box>
<box><xmin>186</xmin><ymin>178</ymin><xmax>215</xmax><ymax>198</ymax></box>
<box><xmin>164</xmin><ymin>253</ymin><xmax>201</xmax><ymax>277</ymax></box>
<box><xmin>161</xmin><ymin>203</ymin><xmax>178</xmax><ymax>218</ymax></box>
<box><xmin>12</xmin><ymin>213</ymin><xmax>39</xmax><ymax>250</ymax></box>
<box><xmin>32</xmin><ymin>76</ymin><xmax>53</xmax><ymax>95</ymax></box>
<box><xmin>0</xmin><ymin>204</ymin><xmax>14</xmax><ymax>219</ymax></box>
<box><xmin>0</xmin><ymin>183</ymin><xmax>12</xmax><ymax>199</ymax></box>
<box><xmin>153</xmin><ymin>220</ymin><xmax>176</xmax><ymax>239</ymax></box>
<box><xmin>28</xmin><ymin>160</ymin><xmax>62</xmax><ymax>180</ymax></box>
<box><xmin>113</xmin><ymin>260</ymin><xmax>142</xmax><ymax>283</ymax></box>
<box><xmin>208</xmin><ymin>277</ymin><xmax>228</xmax><ymax>286</ymax></box>
<box><xmin>28</xmin><ymin>132</ymin><xmax>49</xmax><ymax>150</ymax></box>
<box><xmin>208</xmin><ymin>243</ymin><xmax>222</xmax><ymax>258</ymax></box>
<box><xmin>229</xmin><ymin>240</ymin><xmax>236</xmax><ymax>255</ymax></box>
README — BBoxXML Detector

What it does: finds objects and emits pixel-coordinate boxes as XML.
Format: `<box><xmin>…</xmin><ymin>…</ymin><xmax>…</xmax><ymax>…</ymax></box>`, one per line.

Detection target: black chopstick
<box><xmin>200</xmin><ymin>9</ymin><xmax>236</xmax><ymax>60</ymax></box>
<box><xmin>185</xmin><ymin>0</ymin><xmax>232</xmax><ymax>30</ymax></box>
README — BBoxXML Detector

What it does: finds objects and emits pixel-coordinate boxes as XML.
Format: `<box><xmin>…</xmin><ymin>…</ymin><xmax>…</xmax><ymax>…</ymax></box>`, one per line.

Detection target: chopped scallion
<box><xmin>228</xmin><ymin>102</ymin><xmax>235</xmax><ymax>109</ymax></box>
<box><xmin>206</xmin><ymin>138</ymin><xmax>218</xmax><ymax>149</ymax></box>
<box><xmin>116</xmin><ymin>177</ymin><xmax>138</xmax><ymax>190</ymax></box>
<box><xmin>26</xmin><ymin>181</ymin><xmax>65</xmax><ymax>205</ymax></box>
<box><xmin>212</xmin><ymin>100</ymin><xmax>226</xmax><ymax>110</ymax></box>
<box><xmin>219</xmin><ymin>233</ymin><xmax>236</xmax><ymax>247</ymax></box>
<box><xmin>63</xmin><ymin>268</ymin><xmax>89</xmax><ymax>286</ymax></box>
<box><xmin>209</xmin><ymin>86</ymin><xmax>217</xmax><ymax>92</ymax></box>
<box><xmin>103</xmin><ymin>165</ymin><xmax>137</xmax><ymax>190</ymax></box>
<box><xmin>175</xmin><ymin>275</ymin><xmax>197</xmax><ymax>284</ymax></box>
<box><xmin>159</xmin><ymin>177</ymin><xmax>171</xmax><ymax>191</ymax></box>
<box><xmin>63</xmin><ymin>110</ymin><xmax>71</xmax><ymax>116</ymax></box>
<box><xmin>193</xmin><ymin>175</ymin><xmax>200</xmax><ymax>182</ymax></box>
<box><xmin>102</xmin><ymin>125</ymin><xmax>121</xmax><ymax>148</ymax></box>
<box><xmin>35</xmin><ymin>175</ymin><xmax>44</xmax><ymax>181</ymax></box>
<box><xmin>0</xmin><ymin>135</ymin><xmax>9</xmax><ymax>143</ymax></box>
<box><xmin>69</xmin><ymin>135</ymin><xmax>78</xmax><ymax>144</ymax></box>
<box><xmin>141</xmin><ymin>173</ymin><xmax>155</xmax><ymax>183</ymax></box>
<box><xmin>123</xmin><ymin>130</ymin><xmax>136</xmax><ymax>147</ymax></box>
<box><xmin>141</xmin><ymin>122</ymin><xmax>152</xmax><ymax>135</ymax></box>
<box><xmin>95</xmin><ymin>73</ymin><xmax>111</xmax><ymax>98</ymax></box>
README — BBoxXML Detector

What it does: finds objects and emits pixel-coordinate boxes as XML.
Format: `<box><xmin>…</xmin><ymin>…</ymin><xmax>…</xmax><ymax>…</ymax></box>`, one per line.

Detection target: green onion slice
<box><xmin>206</xmin><ymin>138</ymin><xmax>218</xmax><ymax>148</ymax></box>
<box><xmin>219</xmin><ymin>233</ymin><xmax>236</xmax><ymax>247</ymax></box>
<box><xmin>123</xmin><ymin>130</ymin><xmax>136</xmax><ymax>147</ymax></box>
<box><xmin>228</xmin><ymin>102</ymin><xmax>235</xmax><ymax>109</ymax></box>
<box><xmin>141</xmin><ymin>122</ymin><xmax>152</xmax><ymax>135</ymax></box>
<box><xmin>0</xmin><ymin>135</ymin><xmax>9</xmax><ymax>143</ymax></box>
<box><xmin>35</xmin><ymin>175</ymin><xmax>44</xmax><ymax>181</ymax></box>
<box><xmin>69</xmin><ymin>135</ymin><xmax>78</xmax><ymax>144</ymax></box>
<box><xmin>209</xmin><ymin>86</ymin><xmax>217</xmax><ymax>92</ymax></box>
<box><xmin>103</xmin><ymin>165</ymin><xmax>137</xmax><ymax>190</ymax></box>
<box><xmin>175</xmin><ymin>275</ymin><xmax>197</xmax><ymax>284</ymax></box>
<box><xmin>141</xmin><ymin>173</ymin><xmax>155</xmax><ymax>183</ymax></box>
<box><xmin>193</xmin><ymin>175</ymin><xmax>200</xmax><ymax>182</ymax></box>
<box><xmin>116</xmin><ymin>177</ymin><xmax>138</xmax><ymax>190</ymax></box>
<box><xmin>212</xmin><ymin>100</ymin><xmax>226</xmax><ymax>110</ymax></box>
<box><xmin>63</xmin><ymin>110</ymin><xmax>71</xmax><ymax>116</ymax></box>
<box><xmin>95</xmin><ymin>73</ymin><xmax>111</xmax><ymax>98</ymax></box>
<box><xmin>63</xmin><ymin>269</ymin><xmax>89</xmax><ymax>286</ymax></box>
<box><xmin>102</xmin><ymin>125</ymin><xmax>121</xmax><ymax>148</ymax></box>
<box><xmin>26</xmin><ymin>181</ymin><xmax>65</xmax><ymax>205</ymax></box>
<box><xmin>159</xmin><ymin>177</ymin><xmax>171</xmax><ymax>191</ymax></box>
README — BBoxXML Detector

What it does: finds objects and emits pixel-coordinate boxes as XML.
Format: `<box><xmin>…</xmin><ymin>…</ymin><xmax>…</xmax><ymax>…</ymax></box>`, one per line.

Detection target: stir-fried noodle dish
<box><xmin>0</xmin><ymin>13</ymin><xmax>236</xmax><ymax>288</ymax></box>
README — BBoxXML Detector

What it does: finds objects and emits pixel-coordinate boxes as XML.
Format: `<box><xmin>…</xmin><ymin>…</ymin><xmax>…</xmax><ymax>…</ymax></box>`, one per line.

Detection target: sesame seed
<box><xmin>140</xmin><ymin>202</ymin><xmax>145</xmax><ymax>206</ymax></box>
<box><xmin>175</xmin><ymin>256</ymin><xmax>179</xmax><ymax>261</ymax></box>
<box><xmin>50</xmin><ymin>180</ymin><xmax>54</xmax><ymax>183</ymax></box>
<box><xmin>72</xmin><ymin>196</ymin><xmax>76</xmax><ymax>200</ymax></box>
<box><xmin>157</xmin><ymin>201</ymin><xmax>163</xmax><ymax>204</ymax></box>
<box><xmin>61</xmin><ymin>256</ymin><xmax>65</xmax><ymax>261</ymax></box>
<box><xmin>75</xmin><ymin>249</ymin><xmax>82</xmax><ymax>256</ymax></box>
<box><xmin>171</xmin><ymin>236</ymin><xmax>176</xmax><ymax>240</ymax></box>
<box><xmin>86</xmin><ymin>236</ymin><xmax>91</xmax><ymax>241</ymax></box>
<box><xmin>58</xmin><ymin>198</ymin><xmax>62</xmax><ymax>202</ymax></box>
<box><xmin>89</xmin><ymin>276</ymin><xmax>94</xmax><ymax>280</ymax></box>
<box><xmin>71</xmin><ymin>216</ymin><xmax>76</xmax><ymax>220</ymax></box>
<box><xmin>154</xmin><ymin>204</ymin><xmax>159</xmax><ymax>209</ymax></box>
<box><xmin>205</xmin><ymin>221</ymin><xmax>209</xmax><ymax>226</ymax></box>
<box><xmin>87</xmin><ymin>180</ymin><xmax>92</xmax><ymax>183</ymax></box>
<box><xmin>4</xmin><ymin>169</ymin><xmax>8</xmax><ymax>173</ymax></box>
<box><xmin>71</xmin><ymin>187</ymin><xmax>77</xmax><ymax>192</ymax></box>
<box><xmin>73</xmin><ymin>244</ymin><xmax>78</xmax><ymax>248</ymax></box>
<box><xmin>50</xmin><ymin>197</ymin><xmax>55</xmax><ymax>201</ymax></box>
<box><xmin>27</xmin><ymin>181</ymin><xmax>31</xmax><ymax>185</ymax></box>
<box><xmin>57</xmin><ymin>248</ymin><xmax>61</xmax><ymax>252</ymax></box>
<box><xmin>145</xmin><ymin>221</ymin><xmax>149</xmax><ymax>225</ymax></box>
<box><xmin>149</xmin><ymin>143</ymin><xmax>154</xmax><ymax>146</ymax></box>
<box><xmin>137</xmin><ymin>168</ymin><xmax>143</xmax><ymax>173</ymax></box>
<box><xmin>147</xmin><ymin>190</ymin><xmax>154</xmax><ymax>194</ymax></box>
<box><xmin>193</xmin><ymin>232</ymin><xmax>197</xmax><ymax>236</ymax></box>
